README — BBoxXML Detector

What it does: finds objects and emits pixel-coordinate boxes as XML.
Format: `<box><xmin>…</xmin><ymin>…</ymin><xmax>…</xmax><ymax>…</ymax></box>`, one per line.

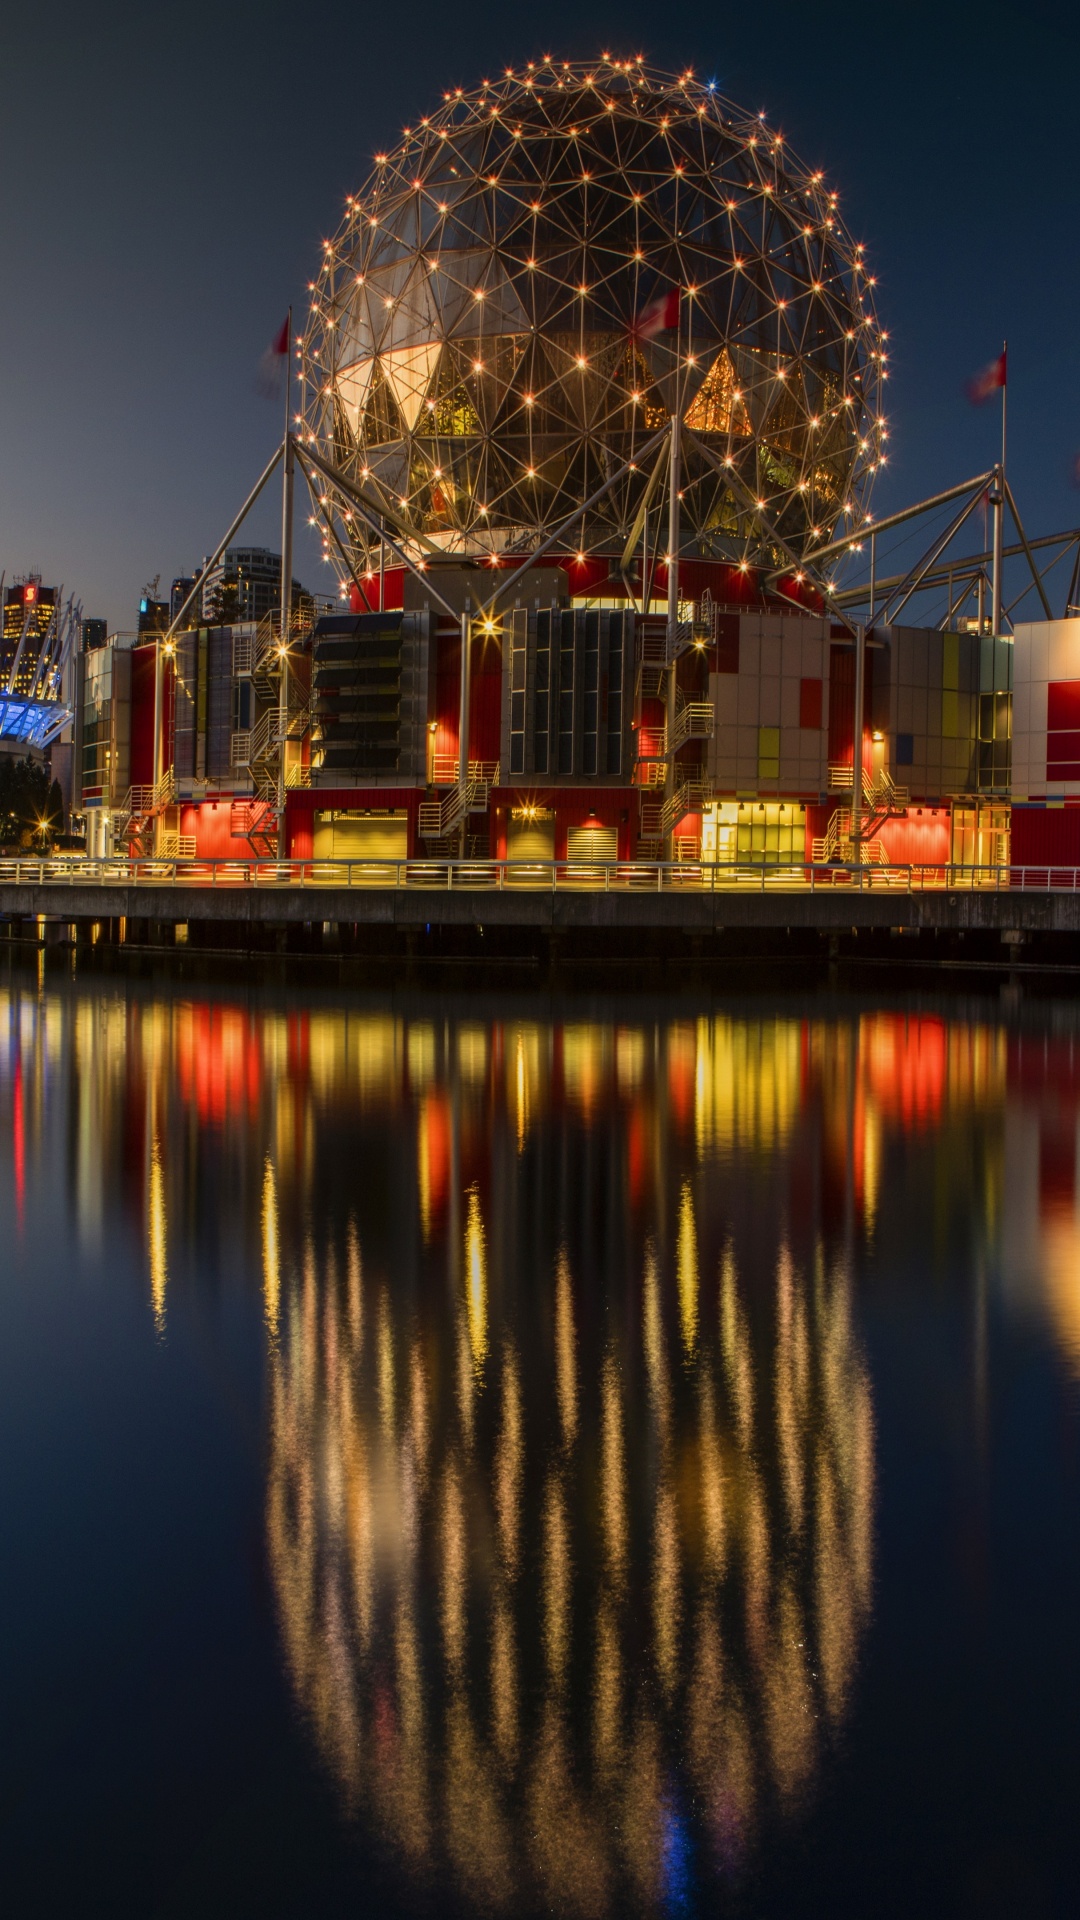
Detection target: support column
<box><xmin>276</xmin><ymin>312</ymin><xmax>295</xmax><ymax>855</ymax></box>
<box><xmin>990</xmin><ymin>466</ymin><xmax>1004</xmax><ymax>637</ymax></box>
<box><xmin>151</xmin><ymin>636</ymin><xmax>163</xmax><ymax>853</ymax></box>
<box><xmin>665</xmin><ymin>416</ymin><xmax>680</xmax><ymax>815</ymax></box>
<box><xmin>850</xmin><ymin>622</ymin><xmax>866</xmax><ymax>862</ymax></box>
<box><xmin>457</xmin><ymin>607</ymin><xmax>472</xmax><ymax>856</ymax></box>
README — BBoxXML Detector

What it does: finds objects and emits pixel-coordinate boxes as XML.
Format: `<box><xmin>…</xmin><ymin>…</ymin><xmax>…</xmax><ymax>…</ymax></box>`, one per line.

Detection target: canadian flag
<box><xmin>634</xmin><ymin>287</ymin><xmax>680</xmax><ymax>339</ymax></box>
<box><xmin>966</xmin><ymin>347</ymin><xmax>1006</xmax><ymax>405</ymax></box>
<box><xmin>257</xmin><ymin>316</ymin><xmax>291</xmax><ymax>398</ymax></box>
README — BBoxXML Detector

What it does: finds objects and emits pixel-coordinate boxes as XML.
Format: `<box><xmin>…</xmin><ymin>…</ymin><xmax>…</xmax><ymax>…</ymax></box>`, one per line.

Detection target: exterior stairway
<box><xmin>661</xmin><ymin>775</ymin><xmax>710</xmax><ymax>837</ymax></box>
<box><xmin>230</xmin><ymin>798</ymin><xmax>279</xmax><ymax>858</ymax></box>
<box><xmin>638</xmin><ymin>776</ymin><xmax>711</xmax><ymax>856</ymax></box>
<box><xmin>230</xmin><ymin>613</ymin><xmax>311</xmax><ymax>806</ymax></box>
<box><xmin>668</xmin><ymin>693</ymin><xmax>714</xmax><ymax>753</ymax></box>
<box><xmin>634</xmin><ymin>597</ymin><xmax>715</xmax><ymax>707</ymax></box>
<box><xmin>813</xmin><ymin>767</ymin><xmax>911</xmax><ymax>863</ymax></box>
<box><xmin>114</xmin><ymin>771</ymin><xmax>176</xmax><ymax>857</ymax></box>
<box><xmin>417</xmin><ymin>762</ymin><xmax>498</xmax><ymax>843</ymax></box>
<box><xmin>634</xmin><ymin>596</ymin><xmax>717</xmax><ymax>798</ymax></box>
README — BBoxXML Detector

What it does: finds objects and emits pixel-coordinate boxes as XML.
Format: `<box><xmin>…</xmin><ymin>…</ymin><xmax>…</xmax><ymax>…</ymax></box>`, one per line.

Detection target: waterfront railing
<box><xmin>0</xmin><ymin>856</ymin><xmax>1074</xmax><ymax>893</ymax></box>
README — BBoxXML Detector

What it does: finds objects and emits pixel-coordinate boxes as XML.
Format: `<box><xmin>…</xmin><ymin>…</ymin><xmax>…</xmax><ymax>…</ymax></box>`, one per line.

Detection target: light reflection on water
<box><xmin>4</xmin><ymin>979</ymin><xmax>1080</xmax><ymax>1912</ymax></box>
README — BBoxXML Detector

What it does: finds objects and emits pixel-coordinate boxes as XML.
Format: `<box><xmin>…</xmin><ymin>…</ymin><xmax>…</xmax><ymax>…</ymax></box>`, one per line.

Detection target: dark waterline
<box><xmin>2</xmin><ymin>961</ymin><xmax>1079</xmax><ymax>1918</ymax></box>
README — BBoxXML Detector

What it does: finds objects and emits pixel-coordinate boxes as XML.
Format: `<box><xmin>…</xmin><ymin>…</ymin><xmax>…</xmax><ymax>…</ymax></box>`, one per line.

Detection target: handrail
<box><xmin>432</xmin><ymin>756</ymin><xmax>500</xmax><ymax>787</ymax></box>
<box><xmin>0</xmin><ymin>856</ymin><xmax>1066</xmax><ymax>894</ymax></box>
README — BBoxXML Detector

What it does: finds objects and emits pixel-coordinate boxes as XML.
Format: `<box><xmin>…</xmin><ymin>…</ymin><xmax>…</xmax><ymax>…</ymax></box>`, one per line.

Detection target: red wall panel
<box><xmin>1047</xmin><ymin>681</ymin><xmax>1080</xmax><ymax>728</ymax></box>
<box><xmin>875</xmin><ymin>811</ymin><xmax>950</xmax><ymax>867</ymax></box>
<box><xmin>180</xmin><ymin>803</ymin><xmax>252</xmax><ymax>861</ymax></box>
<box><xmin>1011</xmin><ymin>806</ymin><xmax>1080</xmax><ymax>867</ymax></box>
<box><xmin>469</xmin><ymin>631</ymin><xmax>503</xmax><ymax>762</ymax></box>
<box><xmin>130</xmin><ymin>645</ymin><xmax>157</xmax><ymax>787</ymax></box>
<box><xmin>799</xmin><ymin>677</ymin><xmax>823</xmax><ymax>729</ymax></box>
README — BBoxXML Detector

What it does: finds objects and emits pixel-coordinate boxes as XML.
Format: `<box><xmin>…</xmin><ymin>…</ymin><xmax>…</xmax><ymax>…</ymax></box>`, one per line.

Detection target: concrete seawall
<box><xmin>3</xmin><ymin>881</ymin><xmax>1080</xmax><ymax>936</ymax></box>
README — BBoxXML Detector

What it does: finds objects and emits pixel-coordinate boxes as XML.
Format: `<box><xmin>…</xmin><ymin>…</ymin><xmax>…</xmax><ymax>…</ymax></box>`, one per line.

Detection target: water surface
<box><xmin>2</xmin><ymin>967</ymin><xmax>1079</xmax><ymax>1916</ymax></box>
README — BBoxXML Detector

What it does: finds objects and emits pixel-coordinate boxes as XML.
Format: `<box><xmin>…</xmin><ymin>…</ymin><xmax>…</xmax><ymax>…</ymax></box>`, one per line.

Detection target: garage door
<box><xmin>566</xmin><ymin>826</ymin><xmax>618</xmax><ymax>863</ymax></box>
<box><xmin>507</xmin><ymin>820</ymin><xmax>555</xmax><ymax>863</ymax></box>
<box><xmin>312</xmin><ymin>811</ymin><xmax>408</xmax><ymax>860</ymax></box>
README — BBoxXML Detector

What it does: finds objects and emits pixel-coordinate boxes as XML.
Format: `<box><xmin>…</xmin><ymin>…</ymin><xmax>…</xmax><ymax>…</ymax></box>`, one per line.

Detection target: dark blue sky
<box><xmin>2</xmin><ymin>0</ymin><xmax>1076</xmax><ymax>627</ymax></box>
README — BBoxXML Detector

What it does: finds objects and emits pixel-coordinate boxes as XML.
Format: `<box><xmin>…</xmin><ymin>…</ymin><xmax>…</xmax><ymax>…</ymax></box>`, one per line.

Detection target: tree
<box><xmin>0</xmin><ymin>756</ymin><xmax>58</xmax><ymax>850</ymax></box>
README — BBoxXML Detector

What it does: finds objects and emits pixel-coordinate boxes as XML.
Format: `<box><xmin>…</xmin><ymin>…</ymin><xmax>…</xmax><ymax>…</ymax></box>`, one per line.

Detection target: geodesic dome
<box><xmin>300</xmin><ymin>57</ymin><xmax>887</xmax><ymax>574</ymax></box>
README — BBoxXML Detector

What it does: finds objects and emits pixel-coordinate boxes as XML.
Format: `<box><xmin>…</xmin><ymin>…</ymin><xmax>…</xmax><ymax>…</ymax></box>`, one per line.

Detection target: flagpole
<box><xmin>277</xmin><ymin>307</ymin><xmax>294</xmax><ymax>851</ymax></box>
<box><xmin>991</xmin><ymin>338</ymin><xmax>1006</xmax><ymax>637</ymax></box>
<box><xmin>1001</xmin><ymin>337</ymin><xmax>1008</xmax><ymax>482</ymax></box>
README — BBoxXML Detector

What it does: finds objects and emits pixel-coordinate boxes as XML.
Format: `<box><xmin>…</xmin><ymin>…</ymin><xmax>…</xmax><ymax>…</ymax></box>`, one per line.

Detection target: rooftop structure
<box><xmin>1</xmin><ymin>576</ymin><xmax>77</xmax><ymax>750</ymax></box>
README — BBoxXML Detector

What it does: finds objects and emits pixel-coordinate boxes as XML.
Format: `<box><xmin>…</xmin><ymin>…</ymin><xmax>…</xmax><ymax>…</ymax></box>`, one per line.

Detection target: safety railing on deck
<box><xmin>0</xmin><ymin>857</ymin><xmax>1074</xmax><ymax>893</ymax></box>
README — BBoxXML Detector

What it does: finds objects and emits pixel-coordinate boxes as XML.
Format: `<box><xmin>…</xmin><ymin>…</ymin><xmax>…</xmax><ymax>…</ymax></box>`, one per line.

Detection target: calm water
<box><xmin>2</xmin><ymin>966</ymin><xmax>1080</xmax><ymax>1918</ymax></box>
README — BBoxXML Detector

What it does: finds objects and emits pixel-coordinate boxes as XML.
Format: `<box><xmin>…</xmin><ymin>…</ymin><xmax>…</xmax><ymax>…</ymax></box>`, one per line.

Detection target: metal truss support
<box><xmin>834</xmin><ymin>528</ymin><xmax>1080</xmax><ymax>617</ymax></box>
<box><xmin>485</xmin><ymin>422</ymin><xmax>672</xmax><ymax>620</ymax></box>
<box><xmin>618</xmin><ymin>436</ymin><xmax>670</xmax><ymax>609</ymax></box>
<box><xmin>1067</xmin><ymin>541</ymin><xmax>1080</xmax><ymax>616</ymax></box>
<box><xmin>880</xmin><ymin>482</ymin><xmax>988</xmax><ymax>626</ymax></box>
<box><xmin>685</xmin><ymin>427</ymin><xmax>857</xmax><ymax>635</ymax></box>
<box><xmin>991</xmin><ymin>468</ymin><xmax>1004</xmax><ymax>635</ymax></box>
<box><xmin>162</xmin><ymin>442</ymin><xmax>285</xmax><ymax>646</ymax></box>
<box><xmin>298</xmin><ymin>441</ymin><xmax>459</xmax><ymax>620</ymax></box>
<box><xmin>1004</xmin><ymin>478</ymin><xmax>1053</xmax><ymax>620</ymax></box>
<box><xmin>796</xmin><ymin>471</ymin><xmax>994</xmax><ymax>578</ymax></box>
<box><xmin>300</xmin><ymin>475</ymin><xmax>376</xmax><ymax>610</ymax></box>
<box><xmin>277</xmin><ymin>339</ymin><xmax>296</xmax><ymax>839</ymax></box>
<box><xmin>297</xmin><ymin>440</ymin><xmax>442</xmax><ymax>558</ymax></box>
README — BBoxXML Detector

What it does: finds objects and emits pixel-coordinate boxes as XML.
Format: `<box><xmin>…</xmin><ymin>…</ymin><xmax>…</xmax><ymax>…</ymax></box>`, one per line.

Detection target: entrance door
<box><xmin>312</xmin><ymin>811</ymin><xmax>408</xmax><ymax>861</ymax></box>
<box><xmin>507</xmin><ymin>819</ymin><xmax>555</xmax><ymax>863</ymax></box>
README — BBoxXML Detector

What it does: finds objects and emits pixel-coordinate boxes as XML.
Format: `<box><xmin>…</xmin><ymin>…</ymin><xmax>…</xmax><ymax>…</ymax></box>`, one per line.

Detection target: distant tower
<box><xmin>2</xmin><ymin>577</ymin><xmax>57</xmax><ymax>695</ymax></box>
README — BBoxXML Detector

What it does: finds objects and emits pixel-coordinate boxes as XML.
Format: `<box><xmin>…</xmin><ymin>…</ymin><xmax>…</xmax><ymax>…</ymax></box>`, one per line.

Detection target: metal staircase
<box><xmin>638</xmin><ymin>776</ymin><xmax>710</xmax><ymax>855</ymax></box>
<box><xmin>813</xmin><ymin>766</ymin><xmax>911</xmax><ymax>863</ymax></box>
<box><xmin>114</xmin><ymin>771</ymin><xmax>176</xmax><ymax>857</ymax></box>
<box><xmin>417</xmin><ymin>768</ymin><xmax>493</xmax><ymax>842</ymax></box>
<box><xmin>661</xmin><ymin>775</ymin><xmax>710</xmax><ymax>837</ymax></box>
<box><xmin>668</xmin><ymin>693</ymin><xmax>714</xmax><ymax>754</ymax></box>
<box><xmin>230</xmin><ymin>798</ymin><xmax>278</xmax><ymax>858</ymax></box>
<box><xmin>634</xmin><ymin>598</ymin><xmax>714</xmax><ymax>707</ymax></box>
<box><xmin>230</xmin><ymin>613</ymin><xmax>311</xmax><ymax>806</ymax></box>
<box><xmin>634</xmin><ymin>598</ymin><xmax>716</xmax><ymax>804</ymax></box>
<box><xmin>233</xmin><ymin>701</ymin><xmax>309</xmax><ymax>806</ymax></box>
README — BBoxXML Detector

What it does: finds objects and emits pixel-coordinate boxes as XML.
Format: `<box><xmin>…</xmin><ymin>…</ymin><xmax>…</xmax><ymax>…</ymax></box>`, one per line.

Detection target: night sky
<box><xmin>2</xmin><ymin>0</ymin><xmax>1077</xmax><ymax>628</ymax></box>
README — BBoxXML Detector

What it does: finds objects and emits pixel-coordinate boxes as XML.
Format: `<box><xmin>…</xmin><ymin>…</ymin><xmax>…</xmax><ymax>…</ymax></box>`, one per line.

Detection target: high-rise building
<box><xmin>137</xmin><ymin>598</ymin><xmax>169</xmax><ymax>635</ymax></box>
<box><xmin>81</xmin><ymin>618</ymin><xmax>108</xmax><ymax>652</ymax></box>
<box><xmin>198</xmin><ymin>548</ymin><xmax>311</xmax><ymax>625</ymax></box>
<box><xmin>171</xmin><ymin>575</ymin><xmax>198</xmax><ymax>622</ymax></box>
<box><xmin>2</xmin><ymin>578</ymin><xmax>57</xmax><ymax>696</ymax></box>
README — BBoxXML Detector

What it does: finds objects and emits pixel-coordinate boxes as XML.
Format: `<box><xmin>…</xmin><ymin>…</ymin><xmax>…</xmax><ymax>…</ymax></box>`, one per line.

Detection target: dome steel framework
<box><xmin>300</xmin><ymin>58</ymin><xmax>887</xmax><ymax>585</ymax></box>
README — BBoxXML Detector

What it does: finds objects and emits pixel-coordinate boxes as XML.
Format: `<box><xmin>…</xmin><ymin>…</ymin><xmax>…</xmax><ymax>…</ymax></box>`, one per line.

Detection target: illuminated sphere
<box><xmin>301</xmin><ymin>58</ymin><xmax>887</xmax><ymax>573</ymax></box>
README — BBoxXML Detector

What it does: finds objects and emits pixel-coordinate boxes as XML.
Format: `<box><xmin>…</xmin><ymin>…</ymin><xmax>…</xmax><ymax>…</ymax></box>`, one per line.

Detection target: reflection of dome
<box><xmin>302</xmin><ymin>58</ymin><xmax>886</xmax><ymax>570</ymax></box>
<box><xmin>265</xmin><ymin>1203</ymin><xmax>876</xmax><ymax>1907</ymax></box>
